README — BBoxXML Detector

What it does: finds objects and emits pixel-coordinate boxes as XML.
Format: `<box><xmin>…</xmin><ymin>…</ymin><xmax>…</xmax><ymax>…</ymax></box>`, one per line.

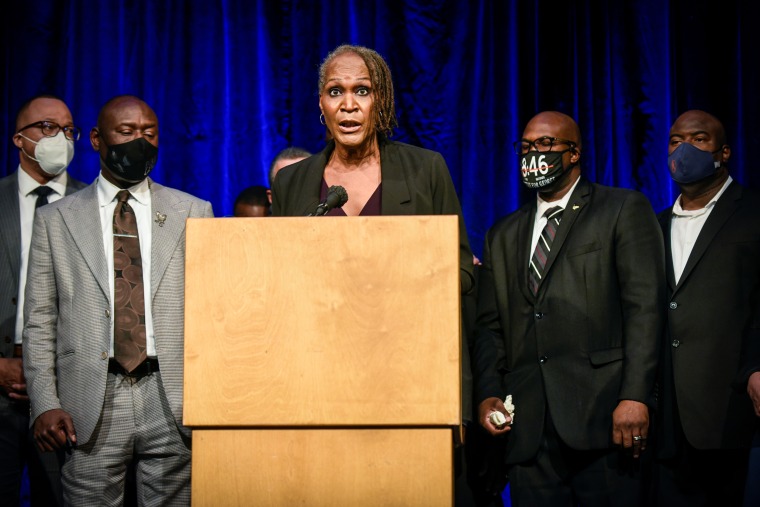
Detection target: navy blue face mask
<box><xmin>668</xmin><ymin>142</ymin><xmax>722</xmax><ymax>184</ymax></box>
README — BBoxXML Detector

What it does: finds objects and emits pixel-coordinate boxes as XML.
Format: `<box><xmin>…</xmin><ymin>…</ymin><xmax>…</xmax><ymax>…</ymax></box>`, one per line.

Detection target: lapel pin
<box><xmin>572</xmin><ymin>204</ymin><xmax>581</xmax><ymax>210</ymax></box>
<box><xmin>154</xmin><ymin>212</ymin><xmax>167</xmax><ymax>227</ymax></box>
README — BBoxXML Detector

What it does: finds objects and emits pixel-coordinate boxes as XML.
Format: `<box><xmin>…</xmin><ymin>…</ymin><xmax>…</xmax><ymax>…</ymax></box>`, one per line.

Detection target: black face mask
<box><xmin>519</xmin><ymin>149</ymin><xmax>572</xmax><ymax>191</ymax></box>
<box><xmin>102</xmin><ymin>137</ymin><xmax>158</xmax><ymax>183</ymax></box>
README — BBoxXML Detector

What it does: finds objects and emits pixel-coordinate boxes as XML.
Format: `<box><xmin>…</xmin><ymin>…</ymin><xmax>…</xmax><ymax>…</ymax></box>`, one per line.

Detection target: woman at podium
<box><xmin>271</xmin><ymin>44</ymin><xmax>474</xmax><ymax>293</ymax></box>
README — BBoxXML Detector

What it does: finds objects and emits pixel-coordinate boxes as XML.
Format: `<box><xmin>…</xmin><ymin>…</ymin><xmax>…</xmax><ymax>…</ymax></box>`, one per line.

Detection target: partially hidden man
<box><xmin>1</xmin><ymin>94</ymin><xmax>86</xmax><ymax>506</ymax></box>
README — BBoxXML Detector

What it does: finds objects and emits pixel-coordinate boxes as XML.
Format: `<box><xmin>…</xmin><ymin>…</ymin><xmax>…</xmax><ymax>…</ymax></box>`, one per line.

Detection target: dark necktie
<box><xmin>33</xmin><ymin>186</ymin><xmax>55</xmax><ymax>208</ymax></box>
<box><xmin>529</xmin><ymin>206</ymin><xmax>564</xmax><ymax>295</ymax></box>
<box><xmin>113</xmin><ymin>190</ymin><xmax>147</xmax><ymax>372</ymax></box>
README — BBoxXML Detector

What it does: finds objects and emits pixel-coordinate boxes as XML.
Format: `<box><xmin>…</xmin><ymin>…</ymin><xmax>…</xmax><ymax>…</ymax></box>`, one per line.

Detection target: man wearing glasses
<box><xmin>0</xmin><ymin>94</ymin><xmax>86</xmax><ymax>505</ymax></box>
<box><xmin>472</xmin><ymin>111</ymin><xmax>665</xmax><ymax>506</ymax></box>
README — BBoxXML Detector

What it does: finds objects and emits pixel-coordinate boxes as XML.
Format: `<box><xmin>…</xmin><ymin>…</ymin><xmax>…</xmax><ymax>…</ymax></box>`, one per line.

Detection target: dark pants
<box><xmin>508</xmin><ymin>413</ymin><xmax>644</xmax><ymax>507</ymax></box>
<box><xmin>653</xmin><ymin>441</ymin><xmax>749</xmax><ymax>507</ymax></box>
<box><xmin>0</xmin><ymin>395</ymin><xmax>63</xmax><ymax>506</ymax></box>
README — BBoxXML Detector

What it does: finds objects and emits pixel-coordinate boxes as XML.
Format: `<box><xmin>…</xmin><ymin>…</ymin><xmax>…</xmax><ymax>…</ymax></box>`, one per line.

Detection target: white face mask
<box><xmin>18</xmin><ymin>131</ymin><xmax>75</xmax><ymax>176</ymax></box>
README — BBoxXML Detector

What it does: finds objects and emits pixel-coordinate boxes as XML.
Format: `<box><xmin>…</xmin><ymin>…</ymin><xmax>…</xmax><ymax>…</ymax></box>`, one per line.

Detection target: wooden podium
<box><xmin>184</xmin><ymin>216</ymin><xmax>461</xmax><ymax>506</ymax></box>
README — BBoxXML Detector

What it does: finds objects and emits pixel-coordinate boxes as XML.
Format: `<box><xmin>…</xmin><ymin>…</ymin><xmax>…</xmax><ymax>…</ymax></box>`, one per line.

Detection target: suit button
<box><xmin>669</xmin><ymin>302</ymin><xmax>678</xmax><ymax>310</ymax></box>
<box><xmin>671</xmin><ymin>339</ymin><xmax>680</xmax><ymax>348</ymax></box>
<box><xmin>535</xmin><ymin>312</ymin><xmax>543</xmax><ymax>320</ymax></box>
<box><xmin>105</xmin><ymin>309</ymin><xmax>111</xmax><ymax>318</ymax></box>
<box><xmin>11</xmin><ymin>297</ymin><xmax>17</xmax><ymax>305</ymax></box>
<box><xmin>101</xmin><ymin>351</ymin><xmax>108</xmax><ymax>360</ymax></box>
<box><xmin>539</xmin><ymin>355</ymin><xmax>548</xmax><ymax>364</ymax></box>
<box><xmin>4</xmin><ymin>336</ymin><xmax>10</xmax><ymax>344</ymax></box>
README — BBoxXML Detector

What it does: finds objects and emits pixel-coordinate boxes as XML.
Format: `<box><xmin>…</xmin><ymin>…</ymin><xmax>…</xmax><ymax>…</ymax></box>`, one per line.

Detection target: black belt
<box><xmin>108</xmin><ymin>358</ymin><xmax>159</xmax><ymax>380</ymax></box>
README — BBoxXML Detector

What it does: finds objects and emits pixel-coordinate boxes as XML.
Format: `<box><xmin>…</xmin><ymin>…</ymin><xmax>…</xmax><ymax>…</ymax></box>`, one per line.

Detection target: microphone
<box><xmin>310</xmin><ymin>185</ymin><xmax>348</xmax><ymax>216</ymax></box>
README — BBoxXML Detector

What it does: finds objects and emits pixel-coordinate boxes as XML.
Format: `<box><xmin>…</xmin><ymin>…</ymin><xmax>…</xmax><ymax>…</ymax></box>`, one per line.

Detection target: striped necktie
<box><xmin>529</xmin><ymin>206</ymin><xmax>564</xmax><ymax>295</ymax></box>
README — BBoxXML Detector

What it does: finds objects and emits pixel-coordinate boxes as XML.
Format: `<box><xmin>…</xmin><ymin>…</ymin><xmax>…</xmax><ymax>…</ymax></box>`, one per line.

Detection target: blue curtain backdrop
<box><xmin>2</xmin><ymin>0</ymin><xmax>759</xmax><ymax>256</ymax></box>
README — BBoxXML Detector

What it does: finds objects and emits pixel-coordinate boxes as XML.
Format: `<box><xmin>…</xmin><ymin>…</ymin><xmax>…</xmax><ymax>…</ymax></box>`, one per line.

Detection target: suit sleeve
<box><xmin>471</xmin><ymin>230</ymin><xmax>507</xmax><ymax>404</ymax></box>
<box><xmin>22</xmin><ymin>211</ymin><xmax>63</xmax><ymax>422</ymax></box>
<box><xmin>429</xmin><ymin>152</ymin><xmax>475</xmax><ymax>294</ymax></box>
<box><xmin>271</xmin><ymin>171</ymin><xmax>285</xmax><ymax>217</ymax></box>
<box><xmin>615</xmin><ymin>192</ymin><xmax>666</xmax><ymax>404</ymax></box>
<box><xmin>202</xmin><ymin>200</ymin><xmax>214</xmax><ymax>218</ymax></box>
<box><xmin>736</xmin><ymin>265</ymin><xmax>760</xmax><ymax>387</ymax></box>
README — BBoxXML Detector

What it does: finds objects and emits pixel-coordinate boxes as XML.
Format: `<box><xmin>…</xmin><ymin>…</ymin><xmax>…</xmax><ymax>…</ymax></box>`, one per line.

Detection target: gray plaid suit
<box><xmin>22</xmin><ymin>178</ymin><xmax>213</xmax><ymax>504</ymax></box>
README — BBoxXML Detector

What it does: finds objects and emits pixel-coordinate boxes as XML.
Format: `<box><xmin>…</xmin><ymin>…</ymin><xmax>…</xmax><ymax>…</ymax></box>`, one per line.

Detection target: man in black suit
<box><xmin>652</xmin><ymin>109</ymin><xmax>760</xmax><ymax>506</ymax></box>
<box><xmin>472</xmin><ymin>111</ymin><xmax>665</xmax><ymax>506</ymax></box>
<box><xmin>0</xmin><ymin>94</ymin><xmax>87</xmax><ymax>505</ymax></box>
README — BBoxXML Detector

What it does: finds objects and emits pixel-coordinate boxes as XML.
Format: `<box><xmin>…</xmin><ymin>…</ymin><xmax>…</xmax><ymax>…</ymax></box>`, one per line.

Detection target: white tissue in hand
<box><xmin>504</xmin><ymin>394</ymin><xmax>515</xmax><ymax>424</ymax></box>
<box><xmin>489</xmin><ymin>410</ymin><xmax>507</xmax><ymax>427</ymax></box>
<box><xmin>489</xmin><ymin>394</ymin><xmax>515</xmax><ymax>428</ymax></box>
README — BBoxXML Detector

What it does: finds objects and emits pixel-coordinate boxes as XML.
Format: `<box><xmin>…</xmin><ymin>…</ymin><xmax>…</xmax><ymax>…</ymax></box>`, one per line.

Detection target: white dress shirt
<box><xmin>670</xmin><ymin>175</ymin><xmax>733</xmax><ymax>284</ymax></box>
<box><xmin>97</xmin><ymin>174</ymin><xmax>157</xmax><ymax>357</ymax></box>
<box><xmin>530</xmin><ymin>175</ymin><xmax>581</xmax><ymax>258</ymax></box>
<box><xmin>15</xmin><ymin>167</ymin><xmax>68</xmax><ymax>344</ymax></box>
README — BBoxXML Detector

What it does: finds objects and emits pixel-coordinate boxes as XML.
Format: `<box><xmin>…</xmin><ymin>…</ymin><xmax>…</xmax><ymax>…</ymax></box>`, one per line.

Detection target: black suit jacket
<box><xmin>0</xmin><ymin>170</ymin><xmax>87</xmax><ymax>359</ymax></box>
<box><xmin>656</xmin><ymin>180</ymin><xmax>760</xmax><ymax>453</ymax></box>
<box><xmin>472</xmin><ymin>177</ymin><xmax>665</xmax><ymax>464</ymax></box>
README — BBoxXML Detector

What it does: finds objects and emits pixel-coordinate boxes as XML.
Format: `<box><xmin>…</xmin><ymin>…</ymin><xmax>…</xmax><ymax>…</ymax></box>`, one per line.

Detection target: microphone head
<box><xmin>326</xmin><ymin>185</ymin><xmax>348</xmax><ymax>209</ymax></box>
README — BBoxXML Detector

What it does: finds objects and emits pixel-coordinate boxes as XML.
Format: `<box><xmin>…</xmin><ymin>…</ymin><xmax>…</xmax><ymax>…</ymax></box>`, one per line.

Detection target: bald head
<box><xmin>522</xmin><ymin>111</ymin><xmax>582</xmax><ymax>149</ymax></box>
<box><xmin>97</xmin><ymin>95</ymin><xmax>156</xmax><ymax>130</ymax></box>
<box><xmin>669</xmin><ymin>110</ymin><xmax>727</xmax><ymax>150</ymax></box>
<box><xmin>15</xmin><ymin>95</ymin><xmax>72</xmax><ymax>132</ymax></box>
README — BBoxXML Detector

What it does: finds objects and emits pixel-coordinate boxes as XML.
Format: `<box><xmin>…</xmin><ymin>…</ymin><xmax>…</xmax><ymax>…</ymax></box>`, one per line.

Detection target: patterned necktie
<box><xmin>33</xmin><ymin>186</ymin><xmax>54</xmax><ymax>208</ymax></box>
<box><xmin>529</xmin><ymin>206</ymin><xmax>564</xmax><ymax>295</ymax></box>
<box><xmin>113</xmin><ymin>190</ymin><xmax>147</xmax><ymax>372</ymax></box>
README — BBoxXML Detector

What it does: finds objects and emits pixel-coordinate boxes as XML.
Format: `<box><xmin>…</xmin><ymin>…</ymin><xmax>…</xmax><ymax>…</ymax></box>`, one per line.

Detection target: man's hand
<box><xmin>0</xmin><ymin>358</ymin><xmax>29</xmax><ymax>401</ymax></box>
<box><xmin>612</xmin><ymin>399</ymin><xmax>649</xmax><ymax>458</ymax></box>
<box><xmin>33</xmin><ymin>409</ymin><xmax>77</xmax><ymax>453</ymax></box>
<box><xmin>478</xmin><ymin>397</ymin><xmax>512</xmax><ymax>436</ymax></box>
<box><xmin>748</xmin><ymin>372</ymin><xmax>760</xmax><ymax>417</ymax></box>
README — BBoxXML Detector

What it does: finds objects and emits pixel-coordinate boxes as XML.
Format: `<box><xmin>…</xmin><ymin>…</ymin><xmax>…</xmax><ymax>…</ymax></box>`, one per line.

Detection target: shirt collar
<box><xmin>672</xmin><ymin>175</ymin><xmax>733</xmax><ymax>217</ymax></box>
<box><xmin>17</xmin><ymin>164</ymin><xmax>69</xmax><ymax>198</ymax></box>
<box><xmin>536</xmin><ymin>174</ymin><xmax>581</xmax><ymax>217</ymax></box>
<box><xmin>97</xmin><ymin>173</ymin><xmax>151</xmax><ymax>208</ymax></box>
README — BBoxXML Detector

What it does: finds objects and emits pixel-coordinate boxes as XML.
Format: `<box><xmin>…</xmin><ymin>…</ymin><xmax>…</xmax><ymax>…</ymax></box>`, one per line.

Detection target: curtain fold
<box><xmin>2</xmin><ymin>0</ymin><xmax>757</xmax><ymax>255</ymax></box>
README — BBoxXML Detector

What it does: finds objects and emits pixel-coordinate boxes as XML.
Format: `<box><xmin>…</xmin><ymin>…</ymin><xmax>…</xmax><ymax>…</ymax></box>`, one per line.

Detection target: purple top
<box><xmin>321</xmin><ymin>179</ymin><xmax>382</xmax><ymax>216</ymax></box>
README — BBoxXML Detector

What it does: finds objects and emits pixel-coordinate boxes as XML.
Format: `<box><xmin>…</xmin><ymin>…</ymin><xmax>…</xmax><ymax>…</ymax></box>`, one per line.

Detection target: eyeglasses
<box><xmin>513</xmin><ymin>136</ymin><xmax>577</xmax><ymax>155</ymax></box>
<box><xmin>17</xmin><ymin>121</ymin><xmax>81</xmax><ymax>141</ymax></box>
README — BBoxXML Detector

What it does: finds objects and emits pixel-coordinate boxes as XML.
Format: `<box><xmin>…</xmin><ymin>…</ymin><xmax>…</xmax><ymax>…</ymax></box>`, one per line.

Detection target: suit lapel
<box><xmin>539</xmin><ymin>178</ymin><xmax>591</xmax><ymax>288</ymax></box>
<box><xmin>658</xmin><ymin>209</ymin><xmax>677</xmax><ymax>291</ymax></box>
<box><xmin>298</xmin><ymin>147</ymin><xmax>331</xmax><ymax>216</ymax></box>
<box><xmin>379</xmin><ymin>141</ymin><xmax>412</xmax><ymax>214</ymax></box>
<box><xmin>674</xmin><ymin>181</ymin><xmax>742</xmax><ymax>293</ymax></box>
<box><xmin>517</xmin><ymin>203</ymin><xmax>537</xmax><ymax>302</ymax></box>
<box><xmin>150</xmin><ymin>182</ymin><xmax>189</xmax><ymax>301</ymax></box>
<box><xmin>59</xmin><ymin>184</ymin><xmax>110</xmax><ymax>300</ymax></box>
<box><xmin>0</xmin><ymin>174</ymin><xmax>21</xmax><ymax>286</ymax></box>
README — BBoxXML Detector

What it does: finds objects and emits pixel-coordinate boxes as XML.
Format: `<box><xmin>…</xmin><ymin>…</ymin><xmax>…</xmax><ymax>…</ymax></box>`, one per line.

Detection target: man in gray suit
<box><xmin>23</xmin><ymin>95</ymin><xmax>213</xmax><ymax>505</ymax></box>
<box><xmin>1</xmin><ymin>95</ymin><xmax>86</xmax><ymax>506</ymax></box>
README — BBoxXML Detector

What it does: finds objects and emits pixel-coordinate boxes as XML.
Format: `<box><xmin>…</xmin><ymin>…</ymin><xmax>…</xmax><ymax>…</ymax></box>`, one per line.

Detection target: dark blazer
<box><xmin>271</xmin><ymin>138</ymin><xmax>474</xmax><ymax>293</ymax></box>
<box><xmin>0</xmin><ymin>170</ymin><xmax>87</xmax><ymax>359</ymax></box>
<box><xmin>472</xmin><ymin>177</ymin><xmax>665</xmax><ymax>464</ymax></box>
<box><xmin>656</xmin><ymin>180</ymin><xmax>760</xmax><ymax>453</ymax></box>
